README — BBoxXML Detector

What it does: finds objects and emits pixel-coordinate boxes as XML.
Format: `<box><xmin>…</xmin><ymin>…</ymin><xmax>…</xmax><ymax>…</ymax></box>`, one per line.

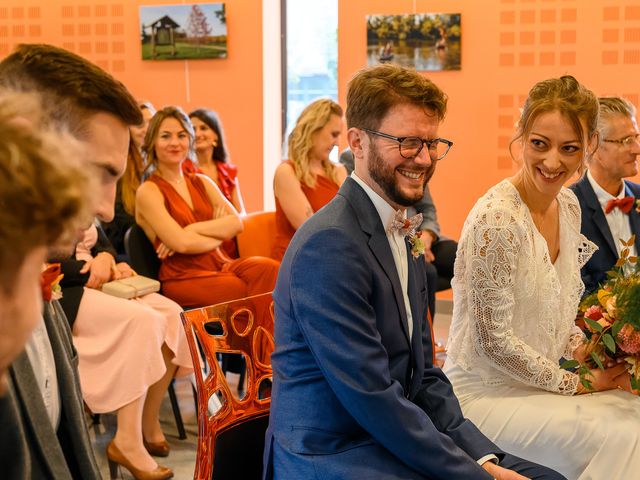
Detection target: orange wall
<box><xmin>0</xmin><ymin>0</ymin><xmax>265</xmax><ymax>212</ymax></box>
<box><xmin>339</xmin><ymin>0</ymin><xmax>640</xmax><ymax>241</ymax></box>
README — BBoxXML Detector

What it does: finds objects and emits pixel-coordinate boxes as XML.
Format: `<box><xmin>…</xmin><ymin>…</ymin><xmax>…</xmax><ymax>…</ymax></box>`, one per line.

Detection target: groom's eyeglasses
<box><xmin>361</xmin><ymin>128</ymin><xmax>454</xmax><ymax>160</ymax></box>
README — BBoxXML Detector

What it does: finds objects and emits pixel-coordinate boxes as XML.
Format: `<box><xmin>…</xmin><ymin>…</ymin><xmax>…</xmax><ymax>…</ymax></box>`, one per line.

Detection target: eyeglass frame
<box><xmin>360</xmin><ymin>128</ymin><xmax>454</xmax><ymax>160</ymax></box>
<box><xmin>603</xmin><ymin>133</ymin><xmax>640</xmax><ymax>148</ymax></box>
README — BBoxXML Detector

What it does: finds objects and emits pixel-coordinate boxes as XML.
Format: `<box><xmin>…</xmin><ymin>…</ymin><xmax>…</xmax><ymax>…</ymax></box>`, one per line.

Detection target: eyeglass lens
<box><xmin>400</xmin><ymin>137</ymin><xmax>449</xmax><ymax>159</ymax></box>
<box><xmin>623</xmin><ymin>134</ymin><xmax>640</xmax><ymax>147</ymax></box>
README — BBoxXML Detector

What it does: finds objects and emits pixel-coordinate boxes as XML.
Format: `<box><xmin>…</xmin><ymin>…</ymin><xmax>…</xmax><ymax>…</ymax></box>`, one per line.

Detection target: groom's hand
<box><xmin>482</xmin><ymin>461</ymin><xmax>530</xmax><ymax>480</ymax></box>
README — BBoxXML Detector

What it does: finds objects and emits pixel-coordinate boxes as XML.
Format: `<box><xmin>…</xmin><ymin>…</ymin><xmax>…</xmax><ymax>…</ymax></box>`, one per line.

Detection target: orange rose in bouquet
<box><xmin>564</xmin><ymin>236</ymin><xmax>640</xmax><ymax>393</ymax></box>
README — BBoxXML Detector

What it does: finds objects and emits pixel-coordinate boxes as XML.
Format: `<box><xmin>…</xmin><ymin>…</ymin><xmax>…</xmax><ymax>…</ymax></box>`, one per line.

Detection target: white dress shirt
<box><xmin>351</xmin><ymin>173</ymin><xmax>413</xmax><ymax>340</ymax></box>
<box><xmin>587</xmin><ymin>170</ymin><xmax>637</xmax><ymax>257</ymax></box>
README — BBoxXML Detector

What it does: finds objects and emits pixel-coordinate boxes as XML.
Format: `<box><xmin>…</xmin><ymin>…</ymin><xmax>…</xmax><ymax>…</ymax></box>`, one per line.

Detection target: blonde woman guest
<box><xmin>183</xmin><ymin>108</ymin><xmax>244</xmax><ymax>258</ymax></box>
<box><xmin>136</xmin><ymin>107</ymin><xmax>279</xmax><ymax>309</ymax></box>
<box><xmin>103</xmin><ymin>101</ymin><xmax>156</xmax><ymax>257</ymax></box>
<box><xmin>444</xmin><ymin>76</ymin><xmax>640</xmax><ymax>479</ymax></box>
<box><xmin>130</xmin><ymin>101</ymin><xmax>156</xmax><ymax>152</ymax></box>
<box><xmin>102</xmin><ymin>137</ymin><xmax>146</xmax><ymax>258</ymax></box>
<box><xmin>272</xmin><ymin>99</ymin><xmax>347</xmax><ymax>260</ymax></box>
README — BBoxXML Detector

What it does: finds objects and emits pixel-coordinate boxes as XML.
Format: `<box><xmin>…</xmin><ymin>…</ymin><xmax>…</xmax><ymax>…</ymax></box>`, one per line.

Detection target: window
<box><xmin>284</xmin><ymin>0</ymin><xmax>338</xmax><ymax>157</ymax></box>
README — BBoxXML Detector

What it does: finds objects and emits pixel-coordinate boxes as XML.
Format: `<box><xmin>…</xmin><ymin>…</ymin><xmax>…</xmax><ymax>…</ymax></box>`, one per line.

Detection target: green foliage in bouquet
<box><xmin>562</xmin><ymin>236</ymin><xmax>640</xmax><ymax>393</ymax></box>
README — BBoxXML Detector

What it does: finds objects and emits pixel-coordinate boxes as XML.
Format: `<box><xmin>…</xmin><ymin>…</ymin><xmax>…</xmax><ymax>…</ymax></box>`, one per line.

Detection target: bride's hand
<box><xmin>482</xmin><ymin>461</ymin><xmax>530</xmax><ymax>480</ymax></box>
<box><xmin>571</xmin><ymin>343</ymin><xmax>588</xmax><ymax>363</ymax></box>
<box><xmin>578</xmin><ymin>363</ymin><xmax>629</xmax><ymax>393</ymax></box>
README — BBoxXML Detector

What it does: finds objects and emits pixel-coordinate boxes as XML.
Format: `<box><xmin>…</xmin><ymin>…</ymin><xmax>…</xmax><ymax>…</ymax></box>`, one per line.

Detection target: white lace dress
<box><xmin>443</xmin><ymin>180</ymin><xmax>640</xmax><ymax>480</ymax></box>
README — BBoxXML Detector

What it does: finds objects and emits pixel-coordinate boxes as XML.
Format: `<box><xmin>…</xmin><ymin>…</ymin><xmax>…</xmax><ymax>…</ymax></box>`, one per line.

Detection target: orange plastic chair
<box><xmin>181</xmin><ymin>292</ymin><xmax>275</xmax><ymax>480</ymax></box>
<box><xmin>236</xmin><ymin>211</ymin><xmax>276</xmax><ymax>258</ymax></box>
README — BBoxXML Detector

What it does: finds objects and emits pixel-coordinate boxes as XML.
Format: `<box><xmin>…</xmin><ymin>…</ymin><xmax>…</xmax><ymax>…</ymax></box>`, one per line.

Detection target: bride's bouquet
<box><xmin>563</xmin><ymin>236</ymin><xmax>640</xmax><ymax>393</ymax></box>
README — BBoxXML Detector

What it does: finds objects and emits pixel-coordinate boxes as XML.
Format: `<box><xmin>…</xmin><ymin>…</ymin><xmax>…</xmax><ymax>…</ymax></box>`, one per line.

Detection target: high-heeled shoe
<box><xmin>106</xmin><ymin>441</ymin><xmax>174</xmax><ymax>480</ymax></box>
<box><xmin>143</xmin><ymin>438</ymin><xmax>170</xmax><ymax>457</ymax></box>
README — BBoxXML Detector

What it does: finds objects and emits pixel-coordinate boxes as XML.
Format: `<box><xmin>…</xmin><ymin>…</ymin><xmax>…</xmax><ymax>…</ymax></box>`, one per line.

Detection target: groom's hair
<box><xmin>346</xmin><ymin>64</ymin><xmax>447</xmax><ymax>131</ymax></box>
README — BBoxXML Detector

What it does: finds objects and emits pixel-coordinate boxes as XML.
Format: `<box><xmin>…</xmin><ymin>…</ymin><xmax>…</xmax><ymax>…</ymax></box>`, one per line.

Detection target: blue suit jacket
<box><xmin>570</xmin><ymin>175</ymin><xmax>640</xmax><ymax>294</ymax></box>
<box><xmin>264</xmin><ymin>178</ymin><xmax>501</xmax><ymax>479</ymax></box>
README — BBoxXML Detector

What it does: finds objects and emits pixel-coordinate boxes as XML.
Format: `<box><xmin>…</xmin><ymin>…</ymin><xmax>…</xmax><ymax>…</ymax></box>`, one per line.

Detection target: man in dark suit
<box><xmin>570</xmin><ymin>96</ymin><xmax>640</xmax><ymax>294</ymax></box>
<box><xmin>264</xmin><ymin>64</ymin><xmax>564</xmax><ymax>479</ymax></box>
<box><xmin>0</xmin><ymin>44</ymin><xmax>142</xmax><ymax>479</ymax></box>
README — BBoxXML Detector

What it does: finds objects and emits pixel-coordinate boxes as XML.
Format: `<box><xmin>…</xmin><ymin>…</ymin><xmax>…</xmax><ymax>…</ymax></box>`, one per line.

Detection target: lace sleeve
<box><xmin>465</xmin><ymin>207</ymin><xmax>579</xmax><ymax>395</ymax></box>
<box><xmin>564</xmin><ymin>326</ymin><xmax>586</xmax><ymax>360</ymax></box>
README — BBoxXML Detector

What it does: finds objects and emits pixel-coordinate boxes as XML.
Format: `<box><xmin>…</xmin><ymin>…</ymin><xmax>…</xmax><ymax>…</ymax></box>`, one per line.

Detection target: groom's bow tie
<box><xmin>387</xmin><ymin>210</ymin><xmax>423</xmax><ymax>236</ymax></box>
<box><xmin>605</xmin><ymin>196</ymin><xmax>634</xmax><ymax>214</ymax></box>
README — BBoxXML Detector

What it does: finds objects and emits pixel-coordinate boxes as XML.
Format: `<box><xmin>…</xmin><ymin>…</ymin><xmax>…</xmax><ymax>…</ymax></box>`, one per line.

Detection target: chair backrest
<box><xmin>181</xmin><ymin>292</ymin><xmax>274</xmax><ymax>480</ymax></box>
<box><xmin>124</xmin><ymin>224</ymin><xmax>161</xmax><ymax>279</ymax></box>
<box><xmin>236</xmin><ymin>211</ymin><xmax>276</xmax><ymax>258</ymax></box>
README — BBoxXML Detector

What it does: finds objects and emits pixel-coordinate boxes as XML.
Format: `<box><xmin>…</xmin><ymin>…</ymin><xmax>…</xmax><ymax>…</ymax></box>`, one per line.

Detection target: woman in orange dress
<box><xmin>272</xmin><ymin>99</ymin><xmax>347</xmax><ymax>260</ymax></box>
<box><xmin>136</xmin><ymin>106</ymin><xmax>279</xmax><ymax>309</ymax></box>
<box><xmin>182</xmin><ymin>108</ymin><xmax>244</xmax><ymax>258</ymax></box>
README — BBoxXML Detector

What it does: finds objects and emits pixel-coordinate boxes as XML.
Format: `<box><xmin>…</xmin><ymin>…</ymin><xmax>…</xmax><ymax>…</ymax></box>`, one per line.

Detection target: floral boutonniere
<box><xmin>635</xmin><ymin>199</ymin><xmax>640</xmax><ymax>214</ymax></box>
<box><xmin>408</xmin><ymin>231</ymin><xmax>426</xmax><ymax>259</ymax></box>
<box><xmin>41</xmin><ymin>263</ymin><xmax>64</xmax><ymax>302</ymax></box>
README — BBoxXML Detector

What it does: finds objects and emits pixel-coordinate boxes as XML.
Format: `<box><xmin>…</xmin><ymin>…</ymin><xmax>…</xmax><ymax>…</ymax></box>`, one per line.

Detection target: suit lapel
<box><xmin>624</xmin><ymin>182</ymin><xmax>640</xmax><ymax>251</ymax></box>
<box><xmin>10</xmin><ymin>350</ymin><xmax>72</xmax><ymax>479</ymax></box>
<box><xmin>578</xmin><ymin>176</ymin><xmax>618</xmax><ymax>256</ymax></box>
<box><xmin>405</xmin><ymin>241</ymin><xmax>426</xmax><ymax>394</ymax></box>
<box><xmin>340</xmin><ymin>179</ymin><xmax>411</xmax><ymax>345</ymax></box>
<box><xmin>43</xmin><ymin>301</ymin><xmax>101</xmax><ymax>478</ymax></box>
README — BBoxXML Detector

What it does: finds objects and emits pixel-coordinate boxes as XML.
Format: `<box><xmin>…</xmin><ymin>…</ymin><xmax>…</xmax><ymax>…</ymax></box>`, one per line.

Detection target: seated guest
<box><xmin>340</xmin><ymin>147</ymin><xmax>457</xmax><ymax>316</ymax></box>
<box><xmin>57</xmin><ymin>222</ymin><xmax>192</xmax><ymax>479</ymax></box>
<box><xmin>410</xmin><ymin>186</ymin><xmax>458</xmax><ymax>293</ymax></box>
<box><xmin>130</xmin><ymin>100</ymin><xmax>156</xmax><ymax>152</ymax></box>
<box><xmin>102</xmin><ymin>137</ymin><xmax>145</xmax><ymax>259</ymax></box>
<box><xmin>136</xmin><ymin>106</ymin><xmax>279</xmax><ymax>308</ymax></box>
<box><xmin>103</xmin><ymin>101</ymin><xmax>156</xmax><ymax>258</ymax></box>
<box><xmin>183</xmin><ymin>108</ymin><xmax>245</xmax><ymax>258</ymax></box>
<box><xmin>0</xmin><ymin>98</ymin><xmax>93</xmax><ymax>479</ymax></box>
<box><xmin>0</xmin><ymin>43</ymin><xmax>143</xmax><ymax>480</ymax></box>
<box><xmin>272</xmin><ymin>98</ymin><xmax>347</xmax><ymax>260</ymax></box>
<box><xmin>265</xmin><ymin>64</ymin><xmax>563</xmax><ymax>480</ymax></box>
<box><xmin>444</xmin><ymin>76</ymin><xmax>640</xmax><ymax>479</ymax></box>
<box><xmin>570</xmin><ymin>96</ymin><xmax>640</xmax><ymax>294</ymax></box>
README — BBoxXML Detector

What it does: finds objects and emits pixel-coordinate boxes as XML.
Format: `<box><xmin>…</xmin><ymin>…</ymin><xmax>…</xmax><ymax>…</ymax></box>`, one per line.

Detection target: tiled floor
<box><xmin>90</xmin><ymin>301</ymin><xmax>453</xmax><ymax>479</ymax></box>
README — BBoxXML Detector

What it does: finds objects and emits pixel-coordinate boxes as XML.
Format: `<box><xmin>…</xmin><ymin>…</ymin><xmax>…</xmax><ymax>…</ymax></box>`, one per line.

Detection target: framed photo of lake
<box><xmin>140</xmin><ymin>3</ymin><xmax>227</xmax><ymax>60</ymax></box>
<box><xmin>366</xmin><ymin>13</ymin><xmax>461</xmax><ymax>71</ymax></box>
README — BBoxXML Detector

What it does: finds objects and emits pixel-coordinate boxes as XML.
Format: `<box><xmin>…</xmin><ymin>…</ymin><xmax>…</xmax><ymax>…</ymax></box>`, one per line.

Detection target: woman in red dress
<box><xmin>272</xmin><ymin>99</ymin><xmax>347</xmax><ymax>260</ymax></box>
<box><xmin>182</xmin><ymin>108</ymin><xmax>244</xmax><ymax>258</ymax></box>
<box><xmin>136</xmin><ymin>107</ymin><xmax>279</xmax><ymax>309</ymax></box>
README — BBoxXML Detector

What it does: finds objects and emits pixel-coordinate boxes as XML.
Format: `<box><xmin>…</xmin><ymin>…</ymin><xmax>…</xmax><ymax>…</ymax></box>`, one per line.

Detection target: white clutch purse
<box><xmin>101</xmin><ymin>275</ymin><xmax>160</xmax><ymax>299</ymax></box>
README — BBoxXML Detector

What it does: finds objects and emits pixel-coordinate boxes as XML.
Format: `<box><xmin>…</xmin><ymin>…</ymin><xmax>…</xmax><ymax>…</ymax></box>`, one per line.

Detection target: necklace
<box><xmin>159</xmin><ymin>172</ymin><xmax>184</xmax><ymax>185</ymax></box>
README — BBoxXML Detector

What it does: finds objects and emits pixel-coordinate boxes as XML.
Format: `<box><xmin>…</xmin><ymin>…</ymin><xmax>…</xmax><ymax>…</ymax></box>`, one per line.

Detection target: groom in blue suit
<box><xmin>264</xmin><ymin>64</ymin><xmax>564</xmax><ymax>479</ymax></box>
<box><xmin>570</xmin><ymin>96</ymin><xmax>640</xmax><ymax>294</ymax></box>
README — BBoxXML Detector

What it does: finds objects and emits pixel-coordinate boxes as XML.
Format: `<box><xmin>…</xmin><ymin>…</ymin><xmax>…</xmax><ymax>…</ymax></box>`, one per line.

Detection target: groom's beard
<box><xmin>367</xmin><ymin>141</ymin><xmax>431</xmax><ymax>207</ymax></box>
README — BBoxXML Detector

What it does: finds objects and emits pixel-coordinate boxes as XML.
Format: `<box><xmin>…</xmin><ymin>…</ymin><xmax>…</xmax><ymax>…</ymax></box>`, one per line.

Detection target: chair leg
<box><xmin>168</xmin><ymin>380</ymin><xmax>187</xmax><ymax>440</ymax></box>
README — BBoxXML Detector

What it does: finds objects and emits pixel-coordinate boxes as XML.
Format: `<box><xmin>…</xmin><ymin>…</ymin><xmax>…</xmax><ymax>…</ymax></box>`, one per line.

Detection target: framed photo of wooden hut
<box><xmin>366</xmin><ymin>13</ymin><xmax>461</xmax><ymax>71</ymax></box>
<box><xmin>140</xmin><ymin>3</ymin><xmax>227</xmax><ymax>60</ymax></box>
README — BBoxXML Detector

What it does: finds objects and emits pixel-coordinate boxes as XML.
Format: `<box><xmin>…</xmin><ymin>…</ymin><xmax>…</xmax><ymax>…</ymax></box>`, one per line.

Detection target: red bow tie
<box><xmin>604</xmin><ymin>196</ymin><xmax>635</xmax><ymax>214</ymax></box>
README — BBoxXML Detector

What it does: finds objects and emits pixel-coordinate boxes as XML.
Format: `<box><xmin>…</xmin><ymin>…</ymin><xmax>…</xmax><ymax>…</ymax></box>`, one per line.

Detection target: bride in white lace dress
<box><xmin>444</xmin><ymin>76</ymin><xmax>640</xmax><ymax>480</ymax></box>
